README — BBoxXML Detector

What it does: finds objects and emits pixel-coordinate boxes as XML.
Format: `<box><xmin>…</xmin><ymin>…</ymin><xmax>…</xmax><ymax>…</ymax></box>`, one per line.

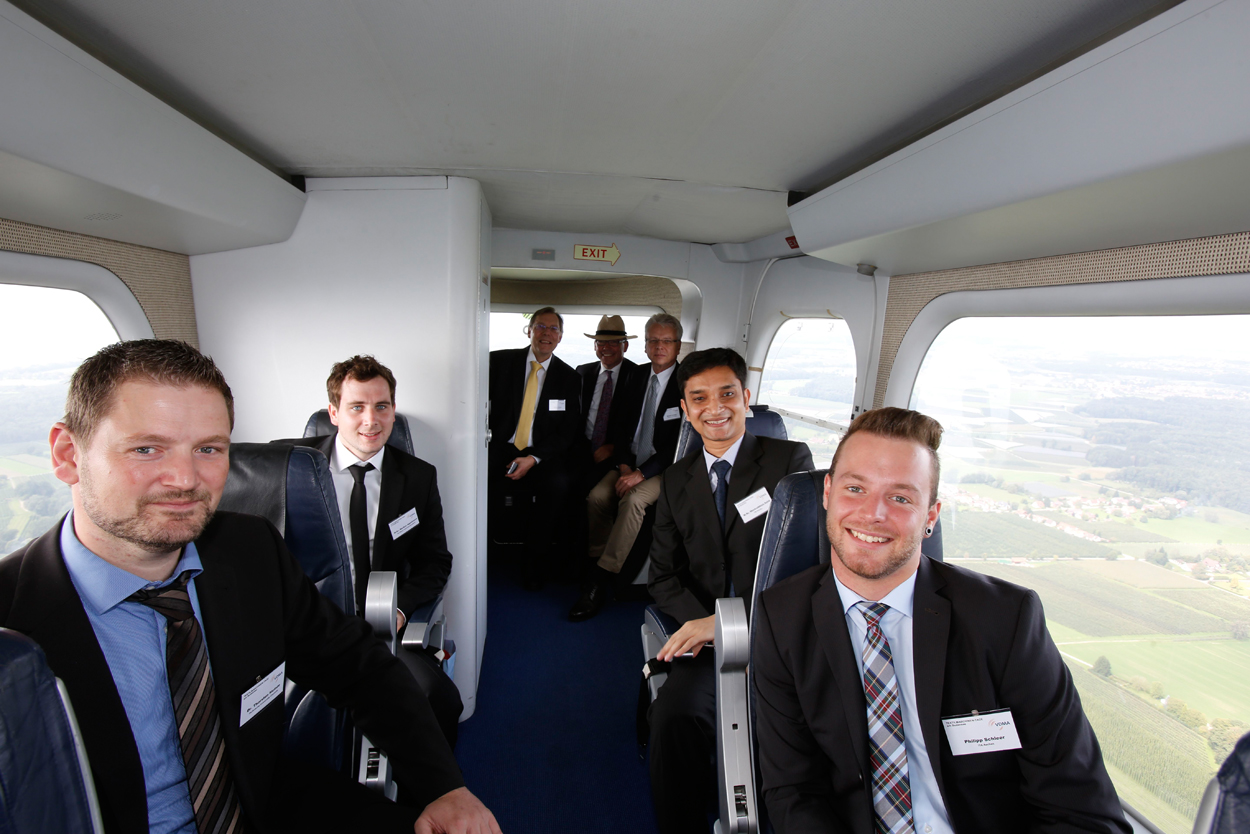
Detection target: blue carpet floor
<box><xmin>456</xmin><ymin>573</ymin><xmax>660</xmax><ymax>834</ymax></box>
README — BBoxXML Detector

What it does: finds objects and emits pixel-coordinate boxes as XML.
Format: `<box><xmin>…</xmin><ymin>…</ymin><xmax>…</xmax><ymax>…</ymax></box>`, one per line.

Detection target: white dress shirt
<box><xmin>584</xmin><ymin>361</ymin><xmax>624</xmax><ymax>439</ymax></box>
<box><xmin>702</xmin><ymin>433</ymin><xmax>745</xmax><ymax>488</ymax></box>
<box><xmin>831</xmin><ymin>569</ymin><xmax>954</xmax><ymax>834</ymax></box>
<box><xmin>329</xmin><ymin>435</ymin><xmax>386</xmax><ymax>595</ymax></box>
<box><xmin>631</xmin><ymin>362</ymin><xmax>678</xmax><ymax>454</ymax></box>
<box><xmin>508</xmin><ymin>348</ymin><xmax>552</xmax><ymax>450</ymax></box>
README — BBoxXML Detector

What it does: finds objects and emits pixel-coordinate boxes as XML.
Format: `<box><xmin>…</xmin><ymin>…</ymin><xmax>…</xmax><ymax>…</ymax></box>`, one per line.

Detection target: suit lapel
<box><xmin>8</xmin><ymin>524</ymin><xmax>149</xmax><ymax>832</ymax></box>
<box><xmin>509</xmin><ymin>349</ymin><xmax>526</xmax><ymax>428</ymax></box>
<box><xmin>683</xmin><ymin>450</ymin><xmax>723</xmax><ymax>549</ymax></box>
<box><xmin>724</xmin><ymin>433</ymin><xmax>761</xmax><ymax>537</ymax></box>
<box><xmin>812</xmin><ymin>571</ymin><xmax>871</xmax><ymax>778</ymax></box>
<box><xmin>912</xmin><ymin>556</ymin><xmax>951</xmax><ymax>801</ymax></box>
<box><xmin>373</xmin><ymin>451</ymin><xmax>405</xmax><ymax>570</ymax></box>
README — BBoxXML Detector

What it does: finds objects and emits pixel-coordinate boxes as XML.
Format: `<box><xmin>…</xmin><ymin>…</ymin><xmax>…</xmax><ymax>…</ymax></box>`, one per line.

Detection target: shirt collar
<box><xmin>60</xmin><ymin>512</ymin><xmax>204</xmax><ymax>616</ymax></box>
<box><xmin>332</xmin><ymin>434</ymin><xmax>386</xmax><ymax>472</ymax></box>
<box><xmin>830</xmin><ymin>565</ymin><xmax>917</xmax><ymax>620</ymax></box>
<box><xmin>703</xmin><ymin>433</ymin><xmax>746</xmax><ymax>473</ymax></box>
<box><xmin>600</xmin><ymin>361</ymin><xmax>622</xmax><ymax>376</ymax></box>
<box><xmin>525</xmin><ymin>348</ymin><xmax>553</xmax><ymax>372</ymax></box>
<box><xmin>650</xmin><ymin>362</ymin><xmax>677</xmax><ymax>388</ymax></box>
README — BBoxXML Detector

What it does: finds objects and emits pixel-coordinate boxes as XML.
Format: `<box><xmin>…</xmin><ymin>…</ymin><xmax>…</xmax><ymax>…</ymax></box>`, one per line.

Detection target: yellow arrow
<box><xmin>573</xmin><ymin>243</ymin><xmax>621</xmax><ymax>266</ymax></box>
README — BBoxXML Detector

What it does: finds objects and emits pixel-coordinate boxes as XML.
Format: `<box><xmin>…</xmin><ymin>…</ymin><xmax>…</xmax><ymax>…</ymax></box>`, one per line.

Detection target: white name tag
<box><xmin>941</xmin><ymin>709</ymin><xmax>1022</xmax><ymax>755</ymax></box>
<box><xmin>388</xmin><ymin>507</ymin><xmax>420</xmax><ymax>539</ymax></box>
<box><xmin>240</xmin><ymin>662</ymin><xmax>285</xmax><ymax>726</ymax></box>
<box><xmin>549</xmin><ymin>399</ymin><xmax>566</xmax><ymax>411</ymax></box>
<box><xmin>663</xmin><ymin>406</ymin><xmax>681</xmax><ymax>421</ymax></box>
<box><xmin>734</xmin><ymin>487</ymin><xmax>771</xmax><ymax>524</ymax></box>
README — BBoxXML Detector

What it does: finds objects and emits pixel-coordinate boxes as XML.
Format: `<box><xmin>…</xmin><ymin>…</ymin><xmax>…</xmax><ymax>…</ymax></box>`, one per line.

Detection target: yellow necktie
<box><xmin>515</xmin><ymin>360</ymin><xmax>541</xmax><ymax>450</ymax></box>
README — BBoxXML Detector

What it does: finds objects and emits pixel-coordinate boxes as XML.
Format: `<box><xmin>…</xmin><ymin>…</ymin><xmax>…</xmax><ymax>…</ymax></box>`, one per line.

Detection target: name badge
<box><xmin>388</xmin><ymin>507</ymin><xmax>419</xmax><ymax>539</ymax></box>
<box><xmin>663</xmin><ymin>406</ymin><xmax>681</xmax><ymax>421</ymax></box>
<box><xmin>734</xmin><ymin>487</ymin><xmax>771</xmax><ymax>524</ymax></box>
<box><xmin>549</xmin><ymin>399</ymin><xmax>566</xmax><ymax>411</ymax></box>
<box><xmin>941</xmin><ymin>709</ymin><xmax>1022</xmax><ymax>755</ymax></box>
<box><xmin>240</xmin><ymin>662</ymin><xmax>285</xmax><ymax>726</ymax></box>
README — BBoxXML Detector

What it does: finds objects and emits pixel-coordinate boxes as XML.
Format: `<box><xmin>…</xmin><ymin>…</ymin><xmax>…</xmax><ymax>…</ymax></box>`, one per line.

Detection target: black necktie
<box><xmin>349</xmin><ymin>462</ymin><xmax>375</xmax><ymax>616</ymax></box>
<box><xmin>711</xmin><ymin>459</ymin><xmax>731</xmax><ymax>530</ymax></box>
<box><xmin>127</xmin><ymin>572</ymin><xmax>243</xmax><ymax>834</ymax></box>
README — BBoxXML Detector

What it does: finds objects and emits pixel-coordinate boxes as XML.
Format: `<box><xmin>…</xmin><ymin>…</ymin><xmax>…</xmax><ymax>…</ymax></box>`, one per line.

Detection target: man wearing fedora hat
<box><xmin>571</xmin><ymin>312</ymin><xmax>684</xmax><ymax>621</ymax></box>
<box><xmin>577</xmin><ymin>314</ymin><xmax>640</xmax><ymax>486</ymax></box>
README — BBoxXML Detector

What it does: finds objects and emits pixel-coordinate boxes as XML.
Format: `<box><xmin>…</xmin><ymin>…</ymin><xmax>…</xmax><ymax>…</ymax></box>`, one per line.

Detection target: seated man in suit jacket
<box><xmin>289</xmin><ymin>355</ymin><xmax>463</xmax><ymax>747</ymax></box>
<box><xmin>571</xmin><ymin>313</ymin><xmax>683</xmax><ymax>621</ymax></box>
<box><xmin>487</xmin><ymin>306</ymin><xmax>584</xmax><ymax>588</ymax></box>
<box><xmin>576</xmin><ymin>314</ymin><xmax>638</xmax><ymax>489</ymax></box>
<box><xmin>0</xmin><ymin>340</ymin><xmax>498</xmax><ymax>834</ymax></box>
<box><xmin>647</xmin><ymin>347</ymin><xmax>814</xmax><ymax>834</ymax></box>
<box><xmin>753</xmin><ymin>407</ymin><xmax>1129</xmax><ymax>834</ymax></box>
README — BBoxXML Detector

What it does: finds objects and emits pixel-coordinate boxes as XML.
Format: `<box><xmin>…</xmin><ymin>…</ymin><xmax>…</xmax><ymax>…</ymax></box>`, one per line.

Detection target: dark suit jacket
<box><xmin>0</xmin><ymin>514</ymin><xmax>462</xmax><ymax>834</ymax></box>
<box><xmin>487</xmin><ymin>348</ymin><xmax>583</xmax><ymax>465</ymax></box>
<box><xmin>294</xmin><ymin>435</ymin><xmax>452</xmax><ymax>618</ymax></box>
<box><xmin>753</xmin><ymin>556</ymin><xmax>1131</xmax><ymax>834</ymax></box>
<box><xmin>576</xmin><ymin>358</ymin><xmax>638</xmax><ymax>450</ymax></box>
<box><xmin>648</xmin><ymin>433</ymin><xmax>814</xmax><ymax>622</ymax></box>
<box><xmin>612</xmin><ymin>361</ymin><xmax>685</xmax><ymax>480</ymax></box>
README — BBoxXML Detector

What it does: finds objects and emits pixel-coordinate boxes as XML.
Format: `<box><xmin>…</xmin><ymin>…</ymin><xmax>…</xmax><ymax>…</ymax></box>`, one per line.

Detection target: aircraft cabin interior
<box><xmin>1</xmin><ymin>0</ymin><xmax>1249</xmax><ymax>831</ymax></box>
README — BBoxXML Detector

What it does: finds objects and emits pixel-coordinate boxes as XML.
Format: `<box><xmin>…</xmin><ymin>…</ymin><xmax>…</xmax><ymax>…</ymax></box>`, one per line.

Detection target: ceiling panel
<box><xmin>11</xmin><ymin>0</ymin><xmax>1170</xmax><ymax>244</ymax></box>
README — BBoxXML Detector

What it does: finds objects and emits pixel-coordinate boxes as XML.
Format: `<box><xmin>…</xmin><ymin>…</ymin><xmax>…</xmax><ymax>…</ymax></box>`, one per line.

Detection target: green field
<box><xmin>0</xmin><ymin>457</ymin><xmax>47</xmax><ymax>476</ymax></box>
<box><xmin>1153</xmin><ymin>588</ymin><xmax>1250</xmax><ymax>622</ymax></box>
<box><xmin>1060</xmin><ymin>639</ymin><xmax>1250</xmax><ymax>722</ymax></box>
<box><xmin>1037</xmin><ymin>511</ymin><xmax>1174</xmax><ymax>543</ymax></box>
<box><xmin>964</xmin><ymin>561</ymin><xmax>1227</xmax><ymax>636</ymax></box>
<box><xmin>1072</xmin><ymin>559</ymin><xmax>1203</xmax><ymax>589</ymax></box>
<box><xmin>941</xmin><ymin>510</ymin><xmax>1118</xmax><ymax>561</ymax></box>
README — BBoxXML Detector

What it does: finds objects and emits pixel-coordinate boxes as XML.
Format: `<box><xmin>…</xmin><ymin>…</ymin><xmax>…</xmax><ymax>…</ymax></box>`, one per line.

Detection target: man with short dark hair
<box><xmin>570</xmin><ymin>313</ymin><xmax>683</xmax><ymax>621</ymax></box>
<box><xmin>289</xmin><ymin>354</ymin><xmax>463</xmax><ymax>747</ymax></box>
<box><xmin>753</xmin><ymin>407</ymin><xmax>1129</xmax><ymax>834</ymax></box>
<box><xmin>0</xmin><ymin>340</ymin><xmax>499</xmax><ymax>834</ymax></box>
<box><xmin>487</xmin><ymin>307</ymin><xmax>583</xmax><ymax>587</ymax></box>
<box><xmin>647</xmin><ymin>347</ymin><xmax>814</xmax><ymax>834</ymax></box>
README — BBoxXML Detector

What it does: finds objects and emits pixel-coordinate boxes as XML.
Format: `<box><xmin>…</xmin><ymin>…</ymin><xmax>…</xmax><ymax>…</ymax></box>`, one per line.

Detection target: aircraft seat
<box><xmin>219</xmin><ymin>442</ymin><xmax>352</xmax><ymax>773</ymax></box>
<box><xmin>0</xmin><ymin>628</ymin><xmax>103</xmax><ymax>834</ymax></box>
<box><xmin>303</xmin><ymin>408</ymin><xmax>416</xmax><ymax>456</ymax></box>
<box><xmin>1192</xmin><ymin>730</ymin><xmax>1250</xmax><ymax>834</ymax></box>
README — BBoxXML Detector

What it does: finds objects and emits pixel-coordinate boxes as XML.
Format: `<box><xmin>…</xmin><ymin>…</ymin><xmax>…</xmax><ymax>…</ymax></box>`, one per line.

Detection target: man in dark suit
<box><xmin>575</xmin><ymin>314</ymin><xmax>638</xmax><ymax>487</ymax></box>
<box><xmin>753</xmin><ymin>407</ymin><xmax>1129</xmax><ymax>834</ymax></box>
<box><xmin>290</xmin><ymin>355</ymin><xmax>462</xmax><ymax>747</ymax></box>
<box><xmin>570</xmin><ymin>313</ymin><xmax>683</xmax><ymax>621</ymax></box>
<box><xmin>0</xmin><ymin>340</ymin><xmax>499</xmax><ymax>834</ymax></box>
<box><xmin>647</xmin><ymin>347</ymin><xmax>814</xmax><ymax>834</ymax></box>
<box><xmin>487</xmin><ymin>306</ymin><xmax>583</xmax><ymax>587</ymax></box>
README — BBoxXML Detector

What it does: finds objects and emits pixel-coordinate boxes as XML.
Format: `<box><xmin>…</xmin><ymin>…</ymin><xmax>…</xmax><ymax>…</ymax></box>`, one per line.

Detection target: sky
<box><xmin>0</xmin><ymin>285</ymin><xmax>119</xmax><ymax>373</ymax></box>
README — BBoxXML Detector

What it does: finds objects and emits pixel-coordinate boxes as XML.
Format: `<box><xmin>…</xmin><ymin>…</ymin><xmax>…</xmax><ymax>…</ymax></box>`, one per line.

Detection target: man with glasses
<box><xmin>570</xmin><ymin>313</ymin><xmax>684</xmax><ymax>621</ymax></box>
<box><xmin>488</xmin><ymin>306</ymin><xmax>583</xmax><ymax>589</ymax></box>
<box><xmin>576</xmin><ymin>315</ymin><xmax>639</xmax><ymax>486</ymax></box>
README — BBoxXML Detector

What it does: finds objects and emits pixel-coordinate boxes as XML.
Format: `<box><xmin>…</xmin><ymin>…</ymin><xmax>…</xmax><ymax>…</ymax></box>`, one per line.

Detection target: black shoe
<box><xmin>569</xmin><ymin>582</ymin><xmax>609</xmax><ymax>621</ymax></box>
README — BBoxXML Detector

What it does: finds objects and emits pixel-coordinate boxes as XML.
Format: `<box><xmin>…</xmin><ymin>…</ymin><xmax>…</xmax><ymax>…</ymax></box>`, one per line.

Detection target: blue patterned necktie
<box><xmin>859</xmin><ymin>601</ymin><xmax>914</xmax><ymax>834</ymax></box>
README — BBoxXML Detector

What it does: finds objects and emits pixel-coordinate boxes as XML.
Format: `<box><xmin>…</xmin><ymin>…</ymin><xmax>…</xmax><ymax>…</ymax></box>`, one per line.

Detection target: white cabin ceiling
<box><xmin>12</xmin><ymin>0</ymin><xmax>1170</xmax><ymax>245</ymax></box>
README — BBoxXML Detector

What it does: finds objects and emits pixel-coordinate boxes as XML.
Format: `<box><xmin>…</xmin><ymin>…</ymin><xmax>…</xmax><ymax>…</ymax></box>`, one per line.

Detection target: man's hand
<box><xmin>592</xmin><ymin>443</ymin><xmax>614</xmax><ymax>464</ymax></box>
<box><xmin>615</xmin><ymin>470</ymin><xmax>646</xmax><ymax>497</ymax></box>
<box><xmin>414</xmin><ymin>786</ymin><xmax>502</xmax><ymax>834</ymax></box>
<box><xmin>657</xmin><ymin>615</ymin><xmax>715</xmax><ymax>662</ymax></box>
<box><xmin>505</xmin><ymin>456</ymin><xmax>536</xmax><ymax>480</ymax></box>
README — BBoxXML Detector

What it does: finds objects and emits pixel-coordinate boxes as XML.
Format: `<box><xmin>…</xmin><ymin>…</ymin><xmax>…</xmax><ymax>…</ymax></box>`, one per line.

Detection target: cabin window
<box><xmin>757</xmin><ymin>317</ymin><xmax>856</xmax><ymax>468</ymax></box>
<box><xmin>489</xmin><ymin>312</ymin><xmax>656</xmax><ymax>369</ymax></box>
<box><xmin>911</xmin><ymin>314</ymin><xmax>1250</xmax><ymax>834</ymax></box>
<box><xmin>0</xmin><ymin>284</ymin><xmax>120</xmax><ymax>556</ymax></box>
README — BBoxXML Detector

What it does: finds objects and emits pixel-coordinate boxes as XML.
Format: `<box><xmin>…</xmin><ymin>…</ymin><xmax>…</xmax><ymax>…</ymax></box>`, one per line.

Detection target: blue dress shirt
<box><xmin>61</xmin><ymin>513</ymin><xmax>207</xmax><ymax>834</ymax></box>
<box><xmin>832</xmin><ymin>568</ymin><xmax>954</xmax><ymax>834</ymax></box>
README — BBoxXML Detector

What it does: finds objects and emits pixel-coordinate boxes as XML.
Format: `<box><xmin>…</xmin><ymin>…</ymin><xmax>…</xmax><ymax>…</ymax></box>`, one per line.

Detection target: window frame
<box><xmin>757</xmin><ymin>315</ymin><xmax>859</xmax><ymax>435</ymax></box>
<box><xmin>0</xmin><ymin>251</ymin><xmax>154</xmax><ymax>340</ymax></box>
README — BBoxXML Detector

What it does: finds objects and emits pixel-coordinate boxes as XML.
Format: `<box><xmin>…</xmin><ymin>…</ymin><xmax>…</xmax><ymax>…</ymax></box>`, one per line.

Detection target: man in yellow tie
<box><xmin>487</xmin><ymin>307</ymin><xmax>584</xmax><ymax>589</ymax></box>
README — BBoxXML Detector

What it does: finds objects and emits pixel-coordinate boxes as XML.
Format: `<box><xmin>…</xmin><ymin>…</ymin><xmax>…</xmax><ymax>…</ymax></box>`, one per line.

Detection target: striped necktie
<box><xmin>128</xmin><ymin>571</ymin><xmax>243</xmax><ymax>834</ymax></box>
<box><xmin>859</xmin><ymin>601</ymin><xmax>913</xmax><ymax>834</ymax></box>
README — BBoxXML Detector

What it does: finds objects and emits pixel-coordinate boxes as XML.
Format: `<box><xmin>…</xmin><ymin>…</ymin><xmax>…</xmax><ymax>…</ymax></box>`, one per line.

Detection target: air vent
<box><xmin>84</xmin><ymin>212</ymin><xmax>122</xmax><ymax>222</ymax></box>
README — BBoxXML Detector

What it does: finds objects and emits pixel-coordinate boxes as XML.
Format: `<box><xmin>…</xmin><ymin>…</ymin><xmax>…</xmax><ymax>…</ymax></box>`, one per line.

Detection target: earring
<box><xmin>924</xmin><ymin>526</ymin><xmax>934</xmax><ymax>536</ymax></box>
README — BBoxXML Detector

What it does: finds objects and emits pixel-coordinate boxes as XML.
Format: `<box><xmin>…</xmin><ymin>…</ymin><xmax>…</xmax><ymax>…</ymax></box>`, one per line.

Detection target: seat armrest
<box><xmin>714</xmin><ymin>597</ymin><xmax>757</xmax><ymax>834</ymax></box>
<box><xmin>400</xmin><ymin>594</ymin><xmax>446</xmax><ymax>652</ymax></box>
<box><xmin>363</xmin><ymin>571</ymin><xmax>399</xmax><ymax>656</ymax></box>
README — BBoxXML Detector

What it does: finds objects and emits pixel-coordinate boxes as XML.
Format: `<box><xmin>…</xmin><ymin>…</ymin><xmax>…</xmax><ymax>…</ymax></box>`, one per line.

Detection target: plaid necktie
<box><xmin>590</xmin><ymin>369</ymin><xmax>615</xmax><ymax>449</ymax></box>
<box><xmin>859</xmin><ymin>601</ymin><xmax>914</xmax><ymax>834</ymax></box>
<box><xmin>128</xmin><ymin>571</ymin><xmax>243</xmax><ymax>834</ymax></box>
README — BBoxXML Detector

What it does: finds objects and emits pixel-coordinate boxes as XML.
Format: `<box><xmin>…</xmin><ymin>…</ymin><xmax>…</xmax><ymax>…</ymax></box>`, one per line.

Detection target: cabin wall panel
<box><xmin>874</xmin><ymin>228</ymin><xmax>1250</xmax><ymax>407</ymax></box>
<box><xmin>0</xmin><ymin>215</ymin><xmax>196</xmax><ymax>343</ymax></box>
<box><xmin>189</xmin><ymin>176</ymin><xmax>488</xmax><ymax>714</ymax></box>
<box><xmin>686</xmin><ymin>243</ymin><xmax>746</xmax><ymax>350</ymax></box>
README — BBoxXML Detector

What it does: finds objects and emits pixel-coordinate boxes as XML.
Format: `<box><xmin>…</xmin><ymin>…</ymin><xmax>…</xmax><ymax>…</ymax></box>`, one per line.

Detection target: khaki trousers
<box><xmin>586</xmin><ymin>470</ymin><xmax>663</xmax><ymax>574</ymax></box>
